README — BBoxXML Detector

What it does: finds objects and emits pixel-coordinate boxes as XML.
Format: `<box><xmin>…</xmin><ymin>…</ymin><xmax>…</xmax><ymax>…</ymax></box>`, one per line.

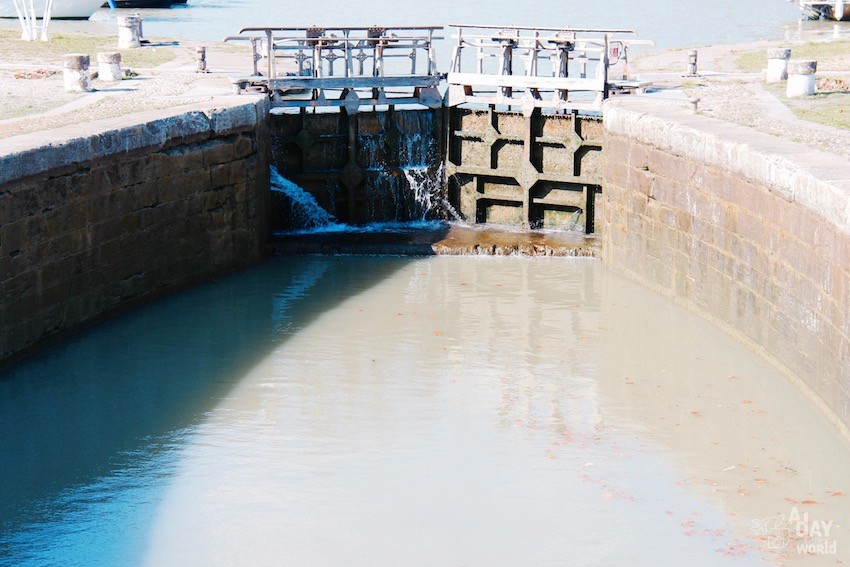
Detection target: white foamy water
<box><xmin>404</xmin><ymin>163</ymin><xmax>463</xmax><ymax>222</ymax></box>
<box><xmin>270</xmin><ymin>166</ymin><xmax>342</xmax><ymax>230</ymax></box>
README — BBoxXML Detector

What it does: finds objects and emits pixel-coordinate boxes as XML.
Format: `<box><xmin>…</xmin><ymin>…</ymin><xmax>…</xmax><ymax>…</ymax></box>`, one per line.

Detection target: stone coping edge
<box><xmin>603</xmin><ymin>97</ymin><xmax>850</xmax><ymax>237</ymax></box>
<box><xmin>0</xmin><ymin>94</ymin><xmax>270</xmax><ymax>187</ymax></box>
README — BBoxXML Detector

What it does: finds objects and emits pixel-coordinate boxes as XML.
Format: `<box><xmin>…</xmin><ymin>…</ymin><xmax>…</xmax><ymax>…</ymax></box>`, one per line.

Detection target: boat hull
<box><xmin>834</xmin><ymin>2</ymin><xmax>850</xmax><ymax>20</ymax></box>
<box><xmin>113</xmin><ymin>0</ymin><xmax>175</xmax><ymax>7</ymax></box>
<box><xmin>0</xmin><ymin>0</ymin><xmax>105</xmax><ymax>19</ymax></box>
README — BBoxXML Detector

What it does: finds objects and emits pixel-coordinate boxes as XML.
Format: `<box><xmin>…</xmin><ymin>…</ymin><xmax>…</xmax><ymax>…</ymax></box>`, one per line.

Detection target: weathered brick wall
<box><xmin>602</xmin><ymin>98</ymin><xmax>850</xmax><ymax>433</ymax></box>
<box><xmin>0</xmin><ymin>97</ymin><xmax>270</xmax><ymax>366</ymax></box>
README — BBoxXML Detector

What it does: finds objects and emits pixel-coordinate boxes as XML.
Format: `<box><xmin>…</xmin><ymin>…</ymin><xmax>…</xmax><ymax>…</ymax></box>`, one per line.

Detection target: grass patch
<box><xmin>765</xmin><ymin>80</ymin><xmax>850</xmax><ymax>130</ymax></box>
<box><xmin>120</xmin><ymin>47</ymin><xmax>175</xmax><ymax>69</ymax></box>
<box><xmin>735</xmin><ymin>40</ymin><xmax>850</xmax><ymax>72</ymax></box>
<box><xmin>736</xmin><ymin>50</ymin><xmax>765</xmax><ymax>73</ymax></box>
<box><xmin>0</xmin><ymin>31</ymin><xmax>176</xmax><ymax>68</ymax></box>
<box><xmin>792</xmin><ymin>95</ymin><xmax>850</xmax><ymax>129</ymax></box>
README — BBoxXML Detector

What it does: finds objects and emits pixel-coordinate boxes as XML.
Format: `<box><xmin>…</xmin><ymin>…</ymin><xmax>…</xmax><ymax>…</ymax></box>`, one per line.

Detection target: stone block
<box><xmin>202</xmin><ymin>139</ymin><xmax>236</xmax><ymax>167</ymax></box>
<box><xmin>161</xmin><ymin>145</ymin><xmax>205</xmax><ymax>175</ymax></box>
<box><xmin>232</xmin><ymin>135</ymin><xmax>255</xmax><ymax>160</ymax></box>
<box><xmin>227</xmin><ymin>161</ymin><xmax>248</xmax><ymax>186</ymax></box>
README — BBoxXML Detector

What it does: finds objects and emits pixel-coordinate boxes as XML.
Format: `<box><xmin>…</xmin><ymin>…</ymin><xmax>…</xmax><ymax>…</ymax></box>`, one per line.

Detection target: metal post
<box><xmin>556</xmin><ymin>43</ymin><xmax>570</xmax><ymax>101</ymax></box>
<box><xmin>427</xmin><ymin>29</ymin><xmax>436</xmax><ymax>75</ymax></box>
<box><xmin>601</xmin><ymin>34</ymin><xmax>610</xmax><ymax>103</ymax></box>
<box><xmin>451</xmin><ymin>27</ymin><xmax>463</xmax><ymax>73</ymax></box>
<box><xmin>344</xmin><ymin>30</ymin><xmax>351</xmax><ymax>78</ymax></box>
<box><xmin>499</xmin><ymin>37</ymin><xmax>514</xmax><ymax>98</ymax></box>
<box><xmin>266</xmin><ymin>29</ymin><xmax>274</xmax><ymax>79</ymax></box>
<box><xmin>250</xmin><ymin>37</ymin><xmax>260</xmax><ymax>76</ymax></box>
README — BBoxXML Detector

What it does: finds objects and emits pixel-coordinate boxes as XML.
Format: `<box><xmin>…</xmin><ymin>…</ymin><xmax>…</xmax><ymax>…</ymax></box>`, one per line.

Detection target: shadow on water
<box><xmin>272</xmin><ymin>222</ymin><xmax>453</xmax><ymax>255</ymax></box>
<box><xmin>0</xmin><ymin>254</ymin><xmax>413</xmax><ymax>563</ymax></box>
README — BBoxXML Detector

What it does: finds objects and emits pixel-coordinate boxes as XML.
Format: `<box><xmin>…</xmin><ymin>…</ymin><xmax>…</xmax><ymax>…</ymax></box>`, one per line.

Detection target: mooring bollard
<box><xmin>786</xmin><ymin>60</ymin><xmax>817</xmax><ymax>97</ymax></box>
<box><xmin>689</xmin><ymin>96</ymin><xmax>701</xmax><ymax>113</ymax></box>
<box><xmin>687</xmin><ymin>50</ymin><xmax>698</xmax><ymax>76</ymax></box>
<box><xmin>195</xmin><ymin>46</ymin><xmax>208</xmax><ymax>73</ymax></box>
<box><xmin>118</xmin><ymin>15</ymin><xmax>143</xmax><ymax>49</ymax></box>
<box><xmin>765</xmin><ymin>48</ymin><xmax>791</xmax><ymax>82</ymax></box>
<box><xmin>63</xmin><ymin>54</ymin><xmax>92</xmax><ymax>92</ymax></box>
<box><xmin>97</xmin><ymin>52</ymin><xmax>122</xmax><ymax>82</ymax></box>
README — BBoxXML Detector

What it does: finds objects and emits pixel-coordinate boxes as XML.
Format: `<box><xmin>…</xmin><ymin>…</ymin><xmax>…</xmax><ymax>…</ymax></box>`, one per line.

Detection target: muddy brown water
<box><xmin>2</xmin><ymin>255</ymin><xmax>845</xmax><ymax>565</ymax></box>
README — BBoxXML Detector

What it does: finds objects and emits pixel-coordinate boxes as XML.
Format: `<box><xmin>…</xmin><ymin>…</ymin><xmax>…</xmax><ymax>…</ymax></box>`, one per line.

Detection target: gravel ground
<box><xmin>0</xmin><ymin>68</ymin><xmax>219</xmax><ymax>139</ymax></box>
<box><xmin>631</xmin><ymin>36</ymin><xmax>850</xmax><ymax>159</ymax></box>
<box><xmin>1</xmin><ymin>25</ymin><xmax>849</xmax><ymax>162</ymax></box>
<box><xmin>0</xmin><ymin>24</ymin><xmax>253</xmax><ymax>140</ymax></box>
<box><xmin>684</xmin><ymin>79</ymin><xmax>850</xmax><ymax>160</ymax></box>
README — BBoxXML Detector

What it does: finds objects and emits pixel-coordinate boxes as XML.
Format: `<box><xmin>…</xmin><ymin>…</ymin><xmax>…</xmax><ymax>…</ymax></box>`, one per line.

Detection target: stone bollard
<box><xmin>786</xmin><ymin>60</ymin><xmax>817</xmax><ymax>97</ymax></box>
<box><xmin>63</xmin><ymin>54</ymin><xmax>91</xmax><ymax>92</ymax></box>
<box><xmin>195</xmin><ymin>46</ymin><xmax>208</xmax><ymax>73</ymax></box>
<box><xmin>687</xmin><ymin>50</ymin><xmax>698</xmax><ymax>76</ymax></box>
<box><xmin>97</xmin><ymin>52</ymin><xmax>122</xmax><ymax>82</ymax></box>
<box><xmin>118</xmin><ymin>15</ymin><xmax>142</xmax><ymax>49</ymax></box>
<box><xmin>689</xmin><ymin>96</ymin><xmax>701</xmax><ymax>113</ymax></box>
<box><xmin>765</xmin><ymin>48</ymin><xmax>791</xmax><ymax>82</ymax></box>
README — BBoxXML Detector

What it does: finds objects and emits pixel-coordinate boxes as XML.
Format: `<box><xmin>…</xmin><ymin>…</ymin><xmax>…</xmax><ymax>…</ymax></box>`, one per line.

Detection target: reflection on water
<box><xmin>2</xmin><ymin>256</ymin><xmax>848</xmax><ymax>565</ymax></box>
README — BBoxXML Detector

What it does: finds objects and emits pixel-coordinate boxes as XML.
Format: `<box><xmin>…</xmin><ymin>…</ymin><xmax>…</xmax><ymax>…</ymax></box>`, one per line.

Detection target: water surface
<box><xmin>2</xmin><ymin>256</ymin><xmax>848</xmax><ymax>565</ymax></box>
<box><xmin>91</xmin><ymin>0</ymin><xmax>804</xmax><ymax>50</ymax></box>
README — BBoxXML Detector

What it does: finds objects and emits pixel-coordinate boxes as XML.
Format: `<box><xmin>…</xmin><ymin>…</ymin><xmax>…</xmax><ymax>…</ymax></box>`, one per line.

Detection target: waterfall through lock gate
<box><xmin>269</xmin><ymin>166</ymin><xmax>341</xmax><ymax>230</ymax></box>
<box><xmin>403</xmin><ymin>164</ymin><xmax>463</xmax><ymax>223</ymax></box>
<box><xmin>270</xmin><ymin>164</ymin><xmax>455</xmax><ymax>234</ymax></box>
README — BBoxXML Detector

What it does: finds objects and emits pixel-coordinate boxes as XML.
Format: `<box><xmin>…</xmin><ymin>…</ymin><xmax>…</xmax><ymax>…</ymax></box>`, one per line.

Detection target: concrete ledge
<box><xmin>0</xmin><ymin>95</ymin><xmax>269</xmax><ymax>186</ymax></box>
<box><xmin>604</xmin><ymin>98</ymin><xmax>850</xmax><ymax>235</ymax></box>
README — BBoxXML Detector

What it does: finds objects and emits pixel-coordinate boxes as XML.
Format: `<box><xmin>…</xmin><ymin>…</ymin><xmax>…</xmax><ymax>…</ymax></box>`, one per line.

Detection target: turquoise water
<box><xmin>0</xmin><ymin>257</ymin><xmax>371</xmax><ymax>565</ymax></box>
<box><xmin>3</xmin><ymin>256</ymin><xmax>849</xmax><ymax>565</ymax></box>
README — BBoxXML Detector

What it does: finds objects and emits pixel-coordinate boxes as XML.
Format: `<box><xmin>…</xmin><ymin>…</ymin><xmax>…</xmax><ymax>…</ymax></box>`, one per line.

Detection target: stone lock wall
<box><xmin>602</xmin><ymin>98</ymin><xmax>850</xmax><ymax>433</ymax></box>
<box><xmin>0</xmin><ymin>97</ymin><xmax>270</xmax><ymax>366</ymax></box>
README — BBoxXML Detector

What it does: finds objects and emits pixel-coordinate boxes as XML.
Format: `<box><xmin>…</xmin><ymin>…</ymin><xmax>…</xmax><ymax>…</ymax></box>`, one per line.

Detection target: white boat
<box><xmin>0</xmin><ymin>0</ymin><xmax>104</xmax><ymax>19</ymax></box>
<box><xmin>796</xmin><ymin>1</ymin><xmax>850</xmax><ymax>20</ymax></box>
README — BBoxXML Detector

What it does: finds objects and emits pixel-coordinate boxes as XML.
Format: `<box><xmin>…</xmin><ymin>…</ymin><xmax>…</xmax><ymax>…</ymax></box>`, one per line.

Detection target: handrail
<box><xmin>445</xmin><ymin>24</ymin><xmax>649</xmax><ymax>111</ymax></box>
<box><xmin>225</xmin><ymin>25</ymin><xmax>445</xmax><ymax>111</ymax></box>
<box><xmin>239</xmin><ymin>25</ymin><xmax>444</xmax><ymax>33</ymax></box>
<box><xmin>447</xmin><ymin>23</ymin><xmax>637</xmax><ymax>34</ymax></box>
